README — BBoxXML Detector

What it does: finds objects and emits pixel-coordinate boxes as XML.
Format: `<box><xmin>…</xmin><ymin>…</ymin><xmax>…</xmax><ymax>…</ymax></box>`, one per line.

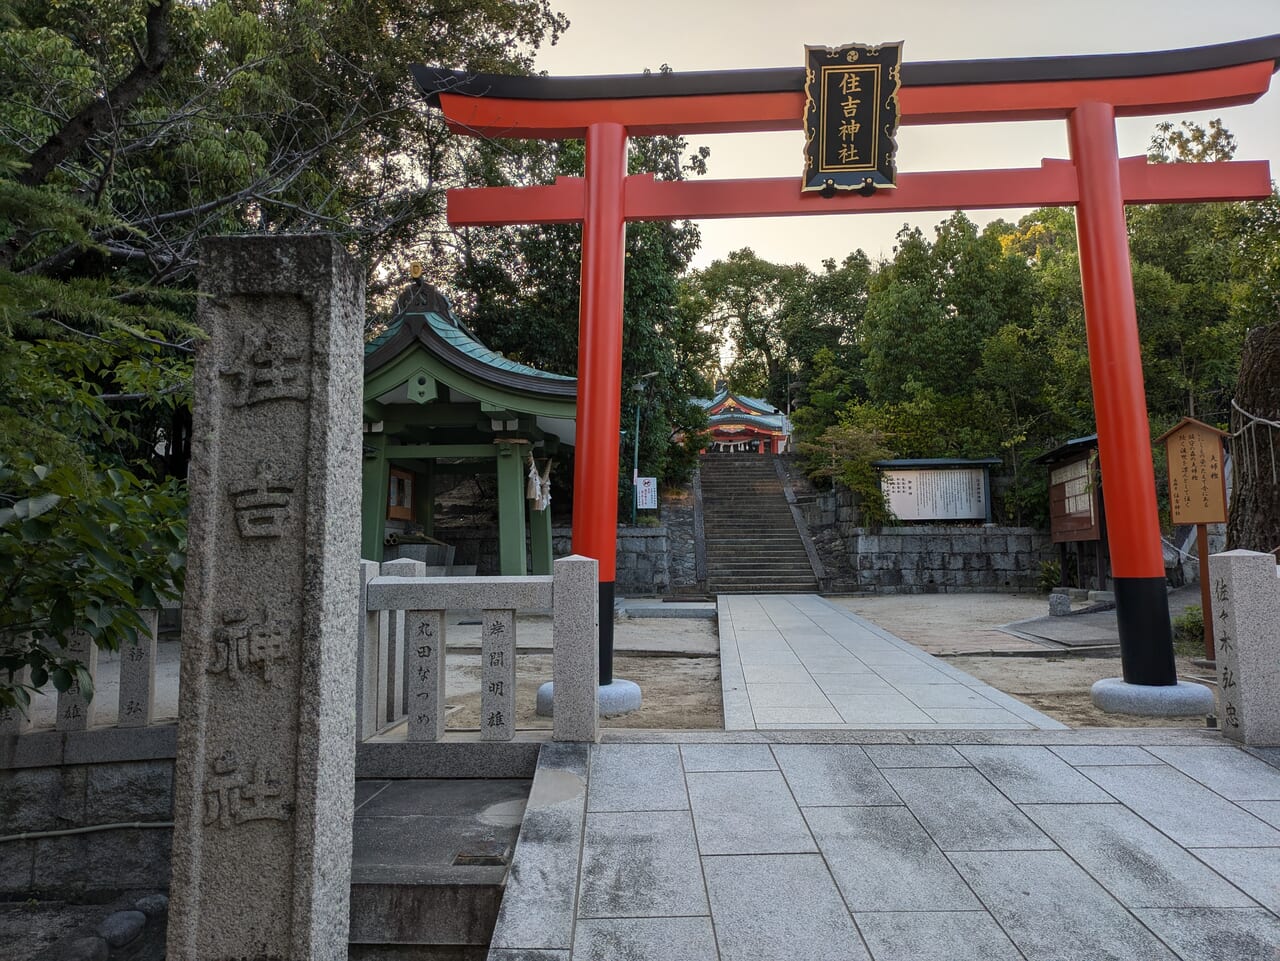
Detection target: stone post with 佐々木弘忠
<box><xmin>1208</xmin><ymin>549</ymin><xmax>1280</xmax><ymax>746</ymax></box>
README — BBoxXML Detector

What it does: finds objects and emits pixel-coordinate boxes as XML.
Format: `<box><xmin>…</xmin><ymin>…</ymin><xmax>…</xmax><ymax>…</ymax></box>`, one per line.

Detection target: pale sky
<box><xmin>533</xmin><ymin>0</ymin><xmax>1280</xmax><ymax>271</ymax></box>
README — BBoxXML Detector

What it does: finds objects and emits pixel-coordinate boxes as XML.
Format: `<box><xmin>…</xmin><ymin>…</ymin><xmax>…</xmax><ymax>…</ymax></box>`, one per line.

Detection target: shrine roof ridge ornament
<box><xmin>412</xmin><ymin>33</ymin><xmax>1280</xmax><ymax>106</ymax></box>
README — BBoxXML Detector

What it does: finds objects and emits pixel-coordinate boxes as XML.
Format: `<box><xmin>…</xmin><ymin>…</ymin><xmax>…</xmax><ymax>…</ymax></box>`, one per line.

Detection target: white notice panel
<box><xmin>880</xmin><ymin>468</ymin><xmax>987</xmax><ymax>521</ymax></box>
<box><xmin>636</xmin><ymin>476</ymin><xmax>659</xmax><ymax>510</ymax></box>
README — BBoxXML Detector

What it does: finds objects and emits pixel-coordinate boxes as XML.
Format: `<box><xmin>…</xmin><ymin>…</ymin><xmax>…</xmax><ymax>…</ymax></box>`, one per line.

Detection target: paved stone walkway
<box><xmin>718</xmin><ymin>594</ymin><xmax>1066</xmax><ymax>730</ymax></box>
<box><xmin>489</xmin><ymin>733</ymin><xmax>1280</xmax><ymax>961</ymax></box>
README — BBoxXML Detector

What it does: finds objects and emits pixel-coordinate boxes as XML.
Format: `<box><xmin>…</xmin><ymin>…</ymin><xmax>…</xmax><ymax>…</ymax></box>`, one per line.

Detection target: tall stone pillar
<box><xmin>167</xmin><ymin>235</ymin><xmax>363</xmax><ymax>961</ymax></box>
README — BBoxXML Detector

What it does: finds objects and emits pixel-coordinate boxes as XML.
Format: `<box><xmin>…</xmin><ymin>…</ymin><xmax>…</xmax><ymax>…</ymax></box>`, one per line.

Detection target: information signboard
<box><xmin>880</xmin><ymin>468</ymin><xmax>986</xmax><ymax>521</ymax></box>
<box><xmin>1048</xmin><ymin>454</ymin><xmax>1100</xmax><ymax>544</ymax></box>
<box><xmin>635</xmin><ymin>476</ymin><xmax>658</xmax><ymax>511</ymax></box>
<box><xmin>1159</xmin><ymin>418</ymin><xmax>1228</xmax><ymax>525</ymax></box>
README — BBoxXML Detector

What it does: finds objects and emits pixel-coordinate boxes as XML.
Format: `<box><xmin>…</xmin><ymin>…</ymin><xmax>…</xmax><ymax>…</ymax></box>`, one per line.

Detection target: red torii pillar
<box><xmin>414</xmin><ymin>36</ymin><xmax>1278</xmax><ymax>688</ymax></box>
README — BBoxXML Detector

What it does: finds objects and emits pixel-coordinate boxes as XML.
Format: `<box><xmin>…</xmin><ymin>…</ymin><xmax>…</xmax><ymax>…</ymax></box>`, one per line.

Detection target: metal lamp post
<box><xmin>631</xmin><ymin>371</ymin><xmax>658</xmax><ymax>525</ymax></box>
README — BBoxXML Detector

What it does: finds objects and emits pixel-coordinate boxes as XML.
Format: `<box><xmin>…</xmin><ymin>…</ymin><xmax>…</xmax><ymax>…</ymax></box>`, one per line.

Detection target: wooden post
<box><xmin>1197</xmin><ymin>523</ymin><xmax>1215</xmax><ymax>660</ymax></box>
<box><xmin>1156</xmin><ymin>417</ymin><xmax>1229</xmax><ymax>664</ymax></box>
<box><xmin>496</xmin><ymin>441</ymin><xmax>528</xmax><ymax>576</ymax></box>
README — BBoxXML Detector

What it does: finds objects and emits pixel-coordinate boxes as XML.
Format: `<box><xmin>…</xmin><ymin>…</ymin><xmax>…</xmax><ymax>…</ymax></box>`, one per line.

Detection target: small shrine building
<box><xmin>361</xmin><ymin>281</ymin><xmax>576</xmax><ymax>573</ymax></box>
<box><xmin>695</xmin><ymin>388</ymin><xmax>792</xmax><ymax>454</ymax></box>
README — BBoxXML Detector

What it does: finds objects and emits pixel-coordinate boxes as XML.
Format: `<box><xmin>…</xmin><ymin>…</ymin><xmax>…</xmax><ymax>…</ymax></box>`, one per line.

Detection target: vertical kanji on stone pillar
<box><xmin>1209</xmin><ymin>549</ymin><xmax>1280</xmax><ymax>745</ymax></box>
<box><xmin>167</xmin><ymin>235</ymin><xmax>363</xmax><ymax>961</ymax></box>
<box><xmin>117</xmin><ymin>610</ymin><xmax>158</xmax><ymax>728</ymax></box>
<box><xmin>481</xmin><ymin>609</ymin><xmax>516</xmax><ymax>741</ymax></box>
<box><xmin>55</xmin><ymin>629</ymin><xmax>96</xmax><ymax>732</ymax></box>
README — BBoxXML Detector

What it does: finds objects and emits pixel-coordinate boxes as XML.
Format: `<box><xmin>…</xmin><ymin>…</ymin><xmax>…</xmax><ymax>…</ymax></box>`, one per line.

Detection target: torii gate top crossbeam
<box><xmin>414</xmin><ymin>34</ymin><xmax>1280</xmax><ymax>137</ymax></box>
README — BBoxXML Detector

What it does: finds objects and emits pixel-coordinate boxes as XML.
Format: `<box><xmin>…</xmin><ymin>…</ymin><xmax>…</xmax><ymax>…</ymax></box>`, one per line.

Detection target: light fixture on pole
<box><xmin>631</xmin><ymin>371</ymin><xmax>659</xmax><ymax>525</ymax></box>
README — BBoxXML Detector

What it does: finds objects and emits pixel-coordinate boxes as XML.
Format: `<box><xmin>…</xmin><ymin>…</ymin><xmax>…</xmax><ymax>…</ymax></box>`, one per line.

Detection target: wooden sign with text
<box><xmin>1158</xmin><ymin>417</ymin><xmax>1228</xmax><ymax>526</ymax></box>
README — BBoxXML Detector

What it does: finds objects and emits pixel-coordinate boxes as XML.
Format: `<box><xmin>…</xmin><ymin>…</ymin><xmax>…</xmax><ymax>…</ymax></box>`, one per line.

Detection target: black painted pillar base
<box><xmin>599</xmin><ymin>580</ymin><xmax>614</xmax><ymax>686</ymax></box>
<box><xmin>1114</xmin><ymin>576</ymin><xmax>1178</xmax><ymax>686</ymax></box>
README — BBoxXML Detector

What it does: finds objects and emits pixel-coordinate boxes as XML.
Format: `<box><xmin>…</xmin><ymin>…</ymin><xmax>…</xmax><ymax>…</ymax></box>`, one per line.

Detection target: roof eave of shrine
<box><xmin>413</xmin><ymin>34</ymin><xmax>1280</xmax><ymax>105</ymax></box>
<box><xmin>709</xmin><ymin>414</ymin><xmax>789</xmax><ymax>431</ymax></box>
<box><xmin>1032</xmin><ymin>434</ymin><xmax>1100</xmax><ymax>465</ymax></box>
<box><xmin>872</xmin><ymin>457</ymin><xmax>1003</xmax><ymax>468</ymax></box>
<box><xmin>365</xmin><ymin>286</ymin><xmax>576</xmax><ymax>400</ymax></box>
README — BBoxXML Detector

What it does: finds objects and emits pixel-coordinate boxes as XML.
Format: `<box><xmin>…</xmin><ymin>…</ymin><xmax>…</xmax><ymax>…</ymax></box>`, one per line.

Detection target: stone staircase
<box><xmin>348</xmin><ymin>769</ymin><xmax>533</xmax><ymax>959</ymax></box>
<box><xmin>699</xmin><ymin>453</ymin><xmax>818</xmax><ymax>594</ymax></box>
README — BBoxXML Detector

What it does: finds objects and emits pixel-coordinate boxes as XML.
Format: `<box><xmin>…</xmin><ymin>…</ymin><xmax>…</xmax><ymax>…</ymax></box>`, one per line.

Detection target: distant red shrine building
<box><xmin>694</xmin><ymin>388</ymin><xmax>792</xmax><ymax>455</ymax></box>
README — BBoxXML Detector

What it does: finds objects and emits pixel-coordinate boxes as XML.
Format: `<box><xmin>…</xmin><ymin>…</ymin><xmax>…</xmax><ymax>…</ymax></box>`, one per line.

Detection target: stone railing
<box><xmin>0</xmin><ymin>612</ymin><xmax>162</xmax><ymax>739</ymax></box>
<box><xmin>358</xmin><ymin>553</ymin><xmax>600</xmax><ymax>743</ymax></box>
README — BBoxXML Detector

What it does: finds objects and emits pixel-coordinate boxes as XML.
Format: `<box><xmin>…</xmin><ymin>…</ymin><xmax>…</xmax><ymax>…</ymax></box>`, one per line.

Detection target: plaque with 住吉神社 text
<box><xmin>802</xmin><ymin>41</ymin><xmax>903</xmax><ymax>193</ymax></box>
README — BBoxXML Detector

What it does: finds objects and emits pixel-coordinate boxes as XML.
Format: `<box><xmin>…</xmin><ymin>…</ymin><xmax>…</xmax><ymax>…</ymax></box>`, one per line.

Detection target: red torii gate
<box><xmin>415</xmin><ymin>35</ymin><xmax>1279</xmax><ymax>691</ymax></box>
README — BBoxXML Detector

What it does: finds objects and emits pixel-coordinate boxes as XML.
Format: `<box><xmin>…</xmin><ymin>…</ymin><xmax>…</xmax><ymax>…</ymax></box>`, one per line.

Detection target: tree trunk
<box><xmin>1226</xmin><ymin>322</ymin><xmax>1280</xmax><ymax>558</ymax></box>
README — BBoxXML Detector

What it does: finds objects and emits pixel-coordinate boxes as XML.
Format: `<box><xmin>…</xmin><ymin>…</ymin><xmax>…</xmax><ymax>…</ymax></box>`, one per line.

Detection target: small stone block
<box><xmin>552</xmin><ymin>555</ymin><xmax>599</xmax><ymax>742</ymax></box>
<box><xmin>98</xmin><ymin>909</ymin><xmax>147</xmax><ymax>947</ymax></box>
<box><xmin>60</xmin><ymin>937</ymin><xmax>109</xmax><ymax>961</ymax></box>
<box><xmin>117</xmin><ymin>610</ymin><xmax>158</xmax><ymax>728</ymax></box>
<box><xmin>56</xmin><ymin>629</ymin><xmax>97</xmax><ymax>732</ymax></box>
<box><xmin>1048</xmin><ymin>593</ymin><xmax>1072</xmax><ymax>616</ymax></box>
<box><xmin>481</xmin><ymin>609</ymin><xmax>516</xmax><ymax>741</ymax></box>
<box><xmin>404</xmin><ymin>610</ymin><xmax>446</xmax><ymax>742</ymax></box>
<box><xmin>134</xmin><ymin>893</ymin><xmax>168</xmax><ymax>918</ymax></box>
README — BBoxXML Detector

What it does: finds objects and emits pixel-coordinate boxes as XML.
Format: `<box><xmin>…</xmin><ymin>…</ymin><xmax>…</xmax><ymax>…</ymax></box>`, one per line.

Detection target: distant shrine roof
<box><xmin>696</xmin><ymin>388</ymin><xmax>790</xmax><ymax>432</ymax></box>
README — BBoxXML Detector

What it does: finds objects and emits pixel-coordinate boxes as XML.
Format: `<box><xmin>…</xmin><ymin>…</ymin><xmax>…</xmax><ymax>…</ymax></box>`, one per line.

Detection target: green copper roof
<box><xmin>366</xmin><ymin>285</ymin><xmax>573</xmax><ymax>384</ymax></box>
<box><xmin>423</xmin><ymin>312</ymin><xmax>572</xmax><ymax>381</ymax></box>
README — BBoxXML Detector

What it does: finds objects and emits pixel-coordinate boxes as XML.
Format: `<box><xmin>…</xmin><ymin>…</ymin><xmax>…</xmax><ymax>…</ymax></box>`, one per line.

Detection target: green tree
<box><xmin>689</xmin><ymin>247</ymin><xmax>811</xmax><ymax>405</ymax></box>
<box><xmin>453</xmin><ymin>129</ymin><xmax>717</xmax><ymax>500</ymax></box>
<box><xmin>0</xmin><ymin>0</ymin><xmax>568</xmax><ymax>706</ymax></box>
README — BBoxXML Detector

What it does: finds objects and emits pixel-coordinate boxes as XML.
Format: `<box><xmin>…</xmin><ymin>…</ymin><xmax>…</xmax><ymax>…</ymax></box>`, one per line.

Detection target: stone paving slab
<box><xmin>853</xmin><ymin>911</ymin><xmax>1022</xmax><ymax>961</ymax></box>
<box><xmin>1021</xmin><ymin>803</ymin><xmax>1257</xmax><ymax>909</ymax></box>
<box><xmin>702</xmin><ymin>853</ymin><xmax>869</xmax><ymax>961</ymax></box>
<box><xmin>716</xmin><ymin>594</ymin><xmax>1066</xmax><ymax>731</ymax></box>
<box><xmin>950</xmin><ymin>850</ymin><xmax>1178</xmax><ymax>960</ymax></box>
<box><xmin>486</xmin><ymin>735</ymin><xmax>1280</xmax><ymax>961</ymax></box>
<box><xmin>805</xmin><ymin>806</ymin><xmax>979</xmax><ymax>912</ymax></box>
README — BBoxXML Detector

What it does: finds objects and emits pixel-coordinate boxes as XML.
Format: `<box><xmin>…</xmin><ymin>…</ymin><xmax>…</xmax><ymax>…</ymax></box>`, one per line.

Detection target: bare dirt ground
<box><xmin>949</xmin><ymin>653</ymin><xmax>1218</xmax><ymax>728</ymax></box>
<box><xmin>829</xmin><ymin>593</ymin><xmax>1066</xmax><ymax>655</ymax></box>
<box><xmin>443</xmin><ymin>614</ymin><xmax>724</xmax><ymax>731</ymax></box>
<box><xmin>831</xmin><ymin>592</ymin><xmax>1216</xmax><ymax>728</ymax></box>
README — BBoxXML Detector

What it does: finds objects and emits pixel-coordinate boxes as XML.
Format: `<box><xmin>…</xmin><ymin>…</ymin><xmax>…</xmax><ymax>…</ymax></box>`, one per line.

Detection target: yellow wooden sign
<box><xmin>1157</xmin><ymin>417</ymin><xmax>1228</xmax><ymax>526</ymax></box>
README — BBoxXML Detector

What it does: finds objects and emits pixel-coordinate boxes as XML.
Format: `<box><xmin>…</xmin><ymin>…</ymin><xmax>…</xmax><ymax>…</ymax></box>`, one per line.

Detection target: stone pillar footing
<box><xmin>536</xmin><ymin>679</ymin><xmax>642</xmax><ymax>719</ymax></box>
<box><xmin>1090</xmin><ymin>677</ymin><xmax>1215</xmax><ymax>717</ymax></box>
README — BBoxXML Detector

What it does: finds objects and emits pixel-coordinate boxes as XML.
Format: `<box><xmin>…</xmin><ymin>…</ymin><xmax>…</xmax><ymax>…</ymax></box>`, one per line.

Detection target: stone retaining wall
<box><xmin>432</xmin><ymin>524</ymin><xmax>671</xmax><ymax>596</ymax></box>
<box><xmin>850</xmin><ymin>525</ymin><xmax>1054</xmax><ymax>592</ymax></box>
<box><xmin>1</xmin><ymin>756</ymin><xmax>173</xmax><ymax>898</ymax></box>
<box><xmin>794</xmin><ymin>481</ymin><xmax>1053</xmax><ymax>593</ymax></box>
<box><xmin>662</xmin><ymin>483</ymin><xmax>699</xmax><ymax>592</ymax></box>
<box><xmin>552</xmin><ymin>526</ymin><xmax>671</xmax><ymax>596</ymax></box>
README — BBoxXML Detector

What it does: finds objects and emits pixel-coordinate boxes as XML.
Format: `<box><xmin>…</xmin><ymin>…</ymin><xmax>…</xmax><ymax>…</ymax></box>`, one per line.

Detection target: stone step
<box><xmin>706</xmin><ymin>549</ymin><xmax>810</xmax><ymax>559</ymax></box>
<box><xmin>707</xmin><ymin>559</ymin><xmax>813</xmax><ymax>569</ymax></box>
<box><xmin>711</xmin><ymin>584</ymin><xmax>818</xmax><ymax>594</ymax></box>
<box><xmin>348</xmin><ymin>776</ymin><xmax>529</xmax><ymax>955</ymax></box>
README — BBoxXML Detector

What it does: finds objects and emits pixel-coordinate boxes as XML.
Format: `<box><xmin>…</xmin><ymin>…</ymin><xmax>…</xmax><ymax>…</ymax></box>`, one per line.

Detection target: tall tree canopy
<box><xmin>0</xmin><ymin>0</ymin><xmax>568</xmax><ymax>708</ymax></box>
<box><xmin>452</xmin><ymin>127</ymin><xmax>717</xmax><ymax>502</ymax></box>
<box><xmin>690</xmin><ymin>121</ymin><xmax>1280</xmax><ymax>529</ymax></box>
